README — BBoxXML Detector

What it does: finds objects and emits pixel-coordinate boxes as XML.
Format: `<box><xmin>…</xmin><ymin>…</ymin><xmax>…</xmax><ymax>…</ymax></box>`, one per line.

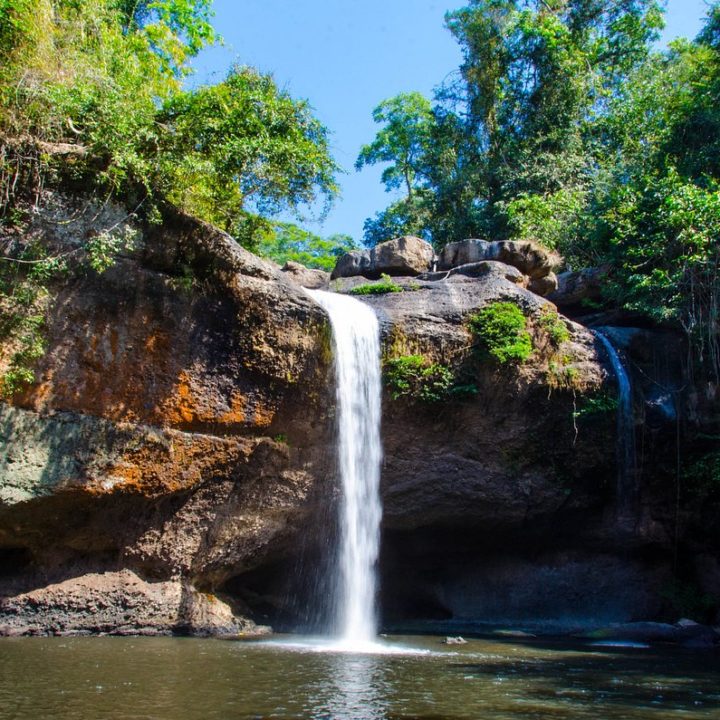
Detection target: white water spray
<box><xmin>307</xmin><ymin>290</ymin><xmax>383</xmax><ymax>647</ymax></box>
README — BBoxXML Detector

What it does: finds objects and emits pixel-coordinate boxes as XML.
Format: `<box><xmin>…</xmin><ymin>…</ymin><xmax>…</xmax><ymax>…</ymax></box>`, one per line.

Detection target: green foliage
<box><xmin>683</xmin><ymin>450</ymin><xmax>720</xmax><ymax>499</ymax></box>
<box><xmin>157</xmin><ymin>66</ymin><xmax>339</xmax><ymax>240</ymax></box>
<box><xmin>0</xmin><ymin>1</ymin><xmax>338</xmax><ymax>249</ymax></box>
<box><xmin>469</xmin><ymin>302</ymin><xmax>533</xmax><ymax>364</ymax></box>
<box><xmin>356</xmin><ymin>92</ymin><xmax>434</xmax><ymax>199</ymax></box>
<box><xmin>86</xmin><ymin>226</ymin><xmax>137</xmax><ymax>274</ymax></box>
<box><xmin>384</xmin><ymin>354</ymin><xmax>454</xmax><ymax>403</ymax></box>
<box><xmin>256</xmin><ymin>223</ymin><xmax>357</xmax><ymax>271</ymax></box>
<box><xmin>573</xmin><ymin>390</ymin><xmax>619</xmax><ymax>421</ymax></box>
<box><xmin>538</xmin><ymin>308</ymin><xmax>570</xmax><ymax>347</ymax></box>
<box><xmin>350</xmin><ymin>274</ymin><xmax>404</xmax><ymax>296</ymax></box>
<box><xmin>358</xmin><ymin>0</ymin><xmax>662</xmax><ymax>247</ymax></box>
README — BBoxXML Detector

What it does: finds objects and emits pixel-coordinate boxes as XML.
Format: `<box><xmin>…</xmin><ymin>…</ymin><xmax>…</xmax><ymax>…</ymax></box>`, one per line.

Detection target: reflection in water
<box><xmin>317</xmin><ymin>653</ymin><xmax>388</xmax><ymax>720</ymax></box>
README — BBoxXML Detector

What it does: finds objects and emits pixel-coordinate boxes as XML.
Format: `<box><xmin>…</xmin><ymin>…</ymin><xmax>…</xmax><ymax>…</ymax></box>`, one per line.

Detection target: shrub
<box><xmin>469</xmin><ymin>302</ymin><xmax>533</xmax><ymax>364</ymax></box>
<box><xmin>384</xmin><ymin>354</ymin><xmax>453</xmax><ymax>402</ymax></box>
<box><xmin>350</xmin><ymin>273</ymin><xmax>404</xmax><ymax>295</ymax></box>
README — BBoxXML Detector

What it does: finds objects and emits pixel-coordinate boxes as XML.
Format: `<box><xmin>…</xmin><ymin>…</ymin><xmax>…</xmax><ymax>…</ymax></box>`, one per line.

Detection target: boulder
<box><xmin>370</xmin><ymin>236</ymin><xmax>434</xmax><ymax>276</ymax></box>
<box><xmin>419</xmin><ymin>260</ymin><xmax>527</xmax><ymax>286</ymax></box>
<box><xmin>528</xmin><ymin>272</ymin><xmax>558</xmax><ymax>297</ymax></box>
<box><xmin>0</xmin><ymin>570</ymin><xmax>258</xmax><ymax>637</ymax></box>
<box><xmin>331</xmin><ymin>236</ymin><xmax>434</xmax><ymax>279</ymax></box>
<box><xmin>280</xmin><ymin>261</ymin><xmax>329</xmax><ymax>290</ymax></box>
<box><xmin>330</xmin><ymin>249</ymin><xmax>372</xmax><ymax>279</ymax></box>
<box><xmin>438</xmin><ymin>239</ymin><xmax>562</xmax><ymax>279</ymax></box>
<box><xmin>548</xmin><ymin>266</ymin><xmax>608</xmax><ymax>307</ymax></box>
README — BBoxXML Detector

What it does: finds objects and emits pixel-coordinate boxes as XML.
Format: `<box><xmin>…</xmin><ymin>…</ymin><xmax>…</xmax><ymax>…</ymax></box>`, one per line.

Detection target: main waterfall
<box><xmin>307</xmin><ymin>290</ymin><xmax>383</xmax><ymax>647</ymax></box>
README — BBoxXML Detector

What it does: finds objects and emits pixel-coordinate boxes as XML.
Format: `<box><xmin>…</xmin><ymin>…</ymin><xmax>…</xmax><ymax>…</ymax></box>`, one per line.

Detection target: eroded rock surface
<box><xmin>0</xmin><ymin>569</ymin><xmax>258</xmax><ymax>636</ymax></box>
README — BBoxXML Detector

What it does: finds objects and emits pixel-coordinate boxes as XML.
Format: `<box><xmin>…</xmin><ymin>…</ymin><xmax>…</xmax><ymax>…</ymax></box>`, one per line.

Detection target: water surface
<box><xmin>1</xmin><ymin>635</ymin><xmax>718</xmax><ymax>719</ymax></box>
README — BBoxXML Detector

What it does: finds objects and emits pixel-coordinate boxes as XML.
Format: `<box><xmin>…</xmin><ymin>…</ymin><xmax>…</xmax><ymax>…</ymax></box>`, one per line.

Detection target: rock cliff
<box><xmin>0</xmin><ymin>193</ymin><xmax>714</xmax><ymax>635</ymax></box>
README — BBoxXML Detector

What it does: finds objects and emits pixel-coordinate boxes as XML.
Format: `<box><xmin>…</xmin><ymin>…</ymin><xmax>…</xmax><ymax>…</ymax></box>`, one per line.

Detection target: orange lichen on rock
<box><xmin>218</xmin><ymin>391</ymin><xmax>247</xmax><ymax>425</ymax></box>
<box><xmin>84</xmin><ymin>430</ymin><xmax>257</xmax><ymax>498</ymax></box>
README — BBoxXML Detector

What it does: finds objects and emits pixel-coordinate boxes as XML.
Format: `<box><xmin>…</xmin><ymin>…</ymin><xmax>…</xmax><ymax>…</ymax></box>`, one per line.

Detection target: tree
<box><xmin>356</xmin><ymin>92</ymin><xmax>434</xmax><ymax>200</ymax></box>
<box><xmin>157</xmin><ymin>66</ymin><xmax>339</xmax><ymax>243</ymax></box>
<box><xmin>0</xmin><ymin>1</ymin><xmax>339</xmax><ymax>249</ymax></box>
<box><xmin>256</xmin><ymin>223</ymin><xmax>358</xmax><ymax>271</ymax></box>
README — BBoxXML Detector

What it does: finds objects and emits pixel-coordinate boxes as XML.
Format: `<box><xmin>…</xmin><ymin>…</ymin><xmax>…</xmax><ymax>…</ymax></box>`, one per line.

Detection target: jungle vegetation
<box><xmin>358</xmin><ymin>0</ymin><xmax>720</xmax><ymax>380</ymax></box>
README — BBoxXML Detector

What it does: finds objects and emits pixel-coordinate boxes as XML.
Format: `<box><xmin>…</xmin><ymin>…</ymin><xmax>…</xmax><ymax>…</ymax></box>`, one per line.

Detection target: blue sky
<box><xmin>192</xmin><ymin>0</ymin><xmax>713</xmax><ymax>243</ymax></box>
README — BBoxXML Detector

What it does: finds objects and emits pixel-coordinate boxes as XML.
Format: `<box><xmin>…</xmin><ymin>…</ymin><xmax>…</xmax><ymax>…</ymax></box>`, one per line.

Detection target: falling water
<box><xmin>307</xmin><ymin>290</ymin><xmax>383</xmax><ymax>647</ymax></box>
<box><xmin>594</xmin><ymin>330</ymin><xmax>637</xmax><ymax>512</ymax></box>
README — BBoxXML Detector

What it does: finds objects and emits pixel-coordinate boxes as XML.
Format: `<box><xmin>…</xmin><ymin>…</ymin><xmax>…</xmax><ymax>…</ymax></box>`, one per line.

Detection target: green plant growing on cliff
<box><xmin>682</xmin><ymin>449</ymin><xmax>720</xmax><ymax>500</ymax></box>
<box><xmin>86</xmin><ymin>227</ymin><xmax>137</xmax><ymax>274</ymax></box>
<box><xmin>384</xmin><ymin>354</ymin><xmax>453</xmax><ymax>402</ymax></box>
<box><xmin>350</xmin><ymin>274</ymin><xmax>404</xmax><ymax>296</ymax></box>
<box><xmin>469</xmin><ymin>302</ymin><xmax>533</xmax><ymax>364</ymax></box>
<box><xmin>573</xmin><ymin>390</ymin><xmax>618</xmax><ymax>421</ymax></box>
<box><xmin>538</xmin><ymin>308</ymin><xmax>570</xmax><ymax>347</ymax></box>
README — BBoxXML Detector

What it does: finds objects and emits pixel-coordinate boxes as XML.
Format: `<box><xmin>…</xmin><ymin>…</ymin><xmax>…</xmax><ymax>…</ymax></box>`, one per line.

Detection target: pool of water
<box><xmin>1</xmin><ymin>634</ymin><xmax>718</xmax><ymax>719</ymax></box>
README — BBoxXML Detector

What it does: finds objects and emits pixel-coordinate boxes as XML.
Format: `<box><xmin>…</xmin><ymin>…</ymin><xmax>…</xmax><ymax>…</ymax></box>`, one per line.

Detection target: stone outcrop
<box><xmin>370</xmin><ymin>235</ymin><xmax>434</xmax><ymax>276</ymax></box>
<box><xmin>0</xmin><ymin>570</ymin><xmax>260</xmax><ymax>637</ymax></box>
<box><xmin>0</xmin><ymin>192</ymin><xmax>336</xmax><ymax>635</ymax></box>
<box><xmin>330</xmin><ymin>236</ymin><xmax>433</xmax><ymax>279</ymax></box>
<box><xmin>548</xmin><ymin>266</ymin><xmax>608</xmax><ymax>308</ymax></box>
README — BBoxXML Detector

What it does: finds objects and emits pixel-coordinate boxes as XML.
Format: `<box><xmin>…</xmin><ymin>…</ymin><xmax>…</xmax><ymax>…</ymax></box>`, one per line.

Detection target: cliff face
<box><xmin>0</xmin><ymin>193</ymin><xmax>336</xmax><ymax>634</ymax></box>
<box><xmin>0</xmin><ymin>193</ymin><xmax>710</xmax><ymax>635</ymax></box>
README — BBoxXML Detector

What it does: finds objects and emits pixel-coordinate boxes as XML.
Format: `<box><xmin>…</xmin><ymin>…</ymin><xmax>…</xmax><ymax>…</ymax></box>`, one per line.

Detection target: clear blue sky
<box><xmin>191</xmin><ymin>0</ymin><xmax>713</xmax><ymax>243</ymax></box>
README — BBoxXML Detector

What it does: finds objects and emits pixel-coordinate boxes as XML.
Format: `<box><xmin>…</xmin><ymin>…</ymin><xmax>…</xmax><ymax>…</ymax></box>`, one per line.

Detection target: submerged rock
<box><xmin>443</xmin><ymin>636</ymin><xmax>468</xmax><ymax>645</ymax></box>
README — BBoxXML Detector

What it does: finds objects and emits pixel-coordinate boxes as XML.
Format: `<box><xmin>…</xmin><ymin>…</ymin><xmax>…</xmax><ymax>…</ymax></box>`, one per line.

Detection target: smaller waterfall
<box><xmin>594</xmin><ymin>331</ymin><xmax>637</xmax><ymax>511</ymax></box>
<box><xmin>307</xmin><ymin>290</ymin><xmax>383</xmax><ymax>648</ymax></box>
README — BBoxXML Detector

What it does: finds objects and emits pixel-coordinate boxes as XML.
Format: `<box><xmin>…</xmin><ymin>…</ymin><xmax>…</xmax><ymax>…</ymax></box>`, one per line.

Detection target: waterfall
<box><xmin>307</xmin><ymin>290</ymin><xmax>383</xmax><ymax>647</ymax></box>
<box><xmin>594</xmin><ymin>330</ymin><xmax>637</xmax><ymax>511</ymax></box>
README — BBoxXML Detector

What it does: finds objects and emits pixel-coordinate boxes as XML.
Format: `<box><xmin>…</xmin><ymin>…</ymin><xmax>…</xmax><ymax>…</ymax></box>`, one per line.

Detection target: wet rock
<box><xmin>280</xmin><ymin>261</ymin><xmax>329</xmax><ymax>290</ymax></box>
<box><xmin>581</xmin><ymin>622</ymin><xmax>681</xmax><ymax>643</ymax></box>
<box><xmin>443</xmin><ymin>636</ymin><xmax>468</xmax><ymax>645</ymax></box>
<box><xmin>0</xmin><ymin>570</ymin><xmax>257</xmax><ymax>637</ymax></box>
<box><xmin>675</xmin><ymin>622</ymin><xmax>720</xmax><ymax>648</ymax></box>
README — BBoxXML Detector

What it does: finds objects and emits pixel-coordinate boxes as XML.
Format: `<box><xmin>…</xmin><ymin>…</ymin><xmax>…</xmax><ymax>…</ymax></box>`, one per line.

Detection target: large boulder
<box><xmin>371</xmin><ymin>236</ymin><xmax>434</xmax><ymax>276</ymax></box>
<box><xmin>281</xmin><ymin>261</ymin><xmax>329</xmax><ymax>290</ymax></box>
<box><xmin>548</xmin><ymin>266</ymin><xmax>608</xmax><ymax>307</ymax></box>
<box><xmin>330</xmin><ymin>249</ymin><xmax>372</xmax><ymax>279</ymax></box>
<box><xmin>438</xmin><ymin>239</ymin><xmax>562</xmax><ymax>280</ymax></box>
<box><xmin>331</xmin><ymin>236</ymin><xmax>434</xmax><ymax>279</ymax></box>
<box><xmin>528</xmin><ymin>272</ymin><xmax>559</xmax><ymax>297</ymax></box>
